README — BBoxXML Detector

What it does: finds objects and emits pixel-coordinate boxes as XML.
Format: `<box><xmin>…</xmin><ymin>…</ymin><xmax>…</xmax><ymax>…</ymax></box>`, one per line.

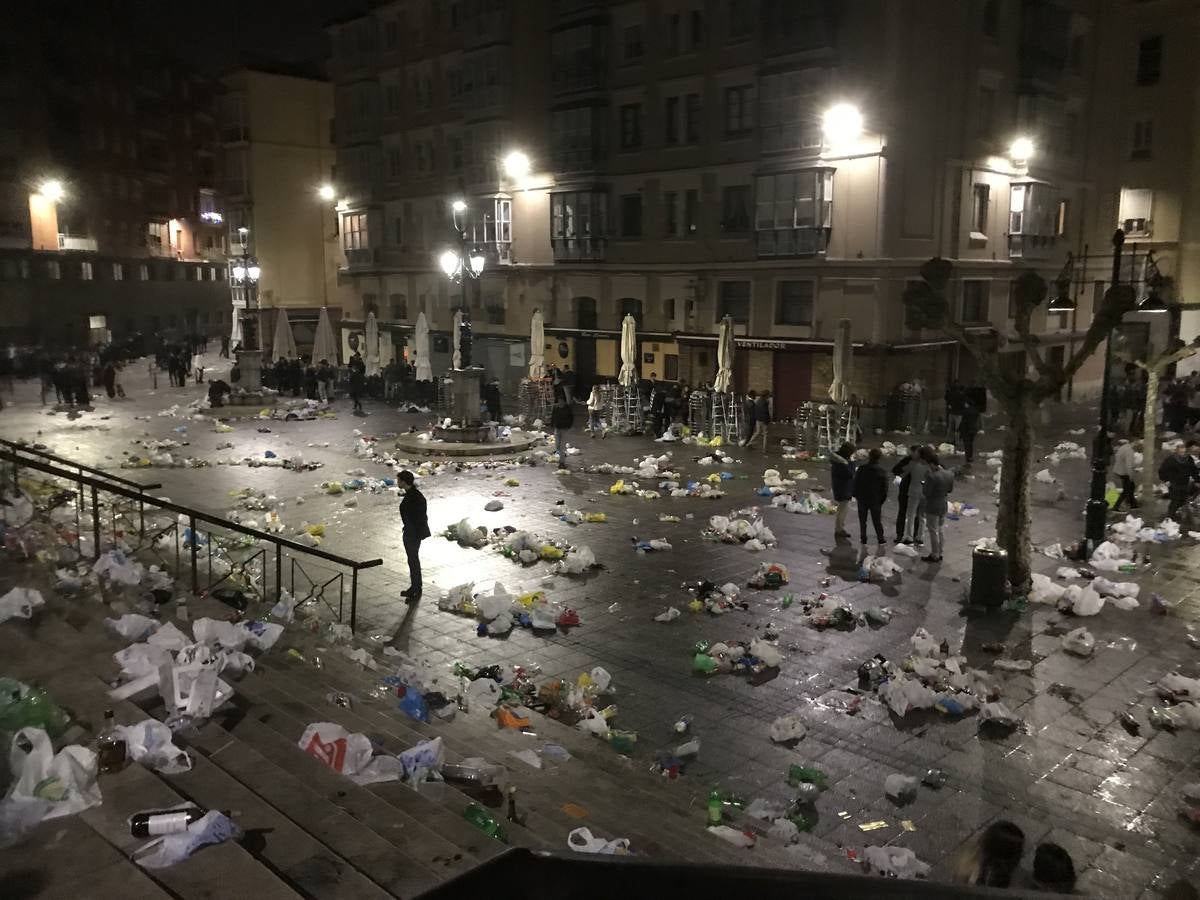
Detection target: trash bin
<box><xmin>969</xmin><ymin>546</ymin><xmax>1008</xmax><ymax>608</ymax></box>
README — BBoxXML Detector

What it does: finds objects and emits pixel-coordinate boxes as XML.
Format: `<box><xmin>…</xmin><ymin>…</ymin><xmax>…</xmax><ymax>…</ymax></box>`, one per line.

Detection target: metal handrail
<box><xmin>0</xmin><ymin>447</ymin><xmax>383</xmax><ymax>630</ymax></box>
<box><xmin>0</xmin><ymin>437</ymin><xmax>162</xmax><ymax>491</ymax></box>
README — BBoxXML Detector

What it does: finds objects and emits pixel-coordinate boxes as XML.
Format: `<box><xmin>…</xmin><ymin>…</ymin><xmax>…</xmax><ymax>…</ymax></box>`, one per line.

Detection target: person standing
<box><xmin>830</xmin><ymin>441</ymin><xmax>856</xmax><ymax>538</ymax></box>
<box><xmin>921</xmin><ymin>448</ymin><xmax>954</xmax><ymax>562</ymax></box>
<box><xmin>892</xmin><ymin>444</ymin><xmax>920</xmax><ymax>542</ymax></box>
<box><xmin>561</xmin><ymin>364</ymin><xmax>576</xmax><ymax>405</ymax></box>
<box><xmin>741</xmin><ymin>390</ymin><xmax>757</xmax><ymax>446</ymax></box>
<box><xmin>398</xmin><ymin>470</ymin><xmax>430</xmax><ymax>603</ymax></box>
<box><xmin>959</xmin><ymin>401</ymin><xmax>980</xmax><ymax>463</ymax></box>
<box><xmin>1112</xmin><ymin>439</ymin><xmax>1139</xmax><ymax>511</ymax></box>
<box><xmin>853</xmin><ymin>448</ymin><xmax>889</xmax><ymax>545</ymax></box>
<box><xmin>945</xmin><ymin>381</ymin><xmax>966</xmax><ymax>442</ymax></box>
<box><xmin>348</xmin><ymin>351</ymin><xmax>366</xmax><ymax>414</ymax></box>
<box><xmin>749</xmin><ymin>390</ymin><xmax>772</xmax><ymax>451</ymax></box>
<box><xmin>316</xmin><ymin>358</ymin><xmax>334</xmax><ymax>403</ymax></box>
<box><xmin>1159</xmin><ymin>442</ymin><xmax>1198</xmax><ymax>527</ymax></box>
<box><xmin>551</xmin><ymin>391</ymin><xmax>574</xmax><ymax>469</ymax></box>
<box><xmin>586</xmin><ymin>384</ymin><xmax>604</xmax><ymax>437</ymax></box>
<box><xmin>897</xmin><ymin>444</ymin><xmax>929</xmax><ymax>545</ymax></box>
<box><xmin>484</xmin><ymin>378</ymin><xmax>502</xmax><ymax>422</ymax></box>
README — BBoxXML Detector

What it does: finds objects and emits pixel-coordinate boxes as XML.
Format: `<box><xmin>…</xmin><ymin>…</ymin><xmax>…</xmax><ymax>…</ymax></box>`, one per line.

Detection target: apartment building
<box><xmin>219</xmin><ymin>68</ymin><xmax>348</xmax><ymax>356</ymax></box>
<box><xmin>329</xmin><ymin>0</ymin><xmax>1158</xmax><ymax>412</ymax></box>
<box><xmin>0</xmin><ymin>7</ymin><xmax>229</xmax><ymax>346</ymax></box>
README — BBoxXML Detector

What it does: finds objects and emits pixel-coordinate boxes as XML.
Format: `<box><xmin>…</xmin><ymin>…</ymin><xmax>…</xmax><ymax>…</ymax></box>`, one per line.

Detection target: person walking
<box><xmin>586</xmin><ymin>384</ymin><xmax>604</xmax><ymax>437</ymax></box>
<box><xmin>484</xmin><ymin>377</ymin><xmax>502</xmax><ymax>423</ymax></box>
<box><xmin>892</xmin><ymin>444</ymin><xmax>921</xmax><ymax>542</ymax></box>
<box><xmin>348</xmin><ymin>351</ymin><xmax>366</xmax><ymax>414</ymax></box>
<box><xmin>219</xmin><ymin>334</ymin><xmax>230</xmax><ymax>358</ymax></box>
<box><xmin>398</xmin><ymin>470</ymin><xmax>430</xmax><ymax>603</ymax></box>
<box><xmin>1112</xmin><ymin>439</ymin><xmax>1139</xmax><ymax>511</ymax></box>
<box><xmin>741</xmin><ymin>390</ymin><xmax>757</xmax><ymax>446</ymax></box>
<box><xmin>852</xmin><ymin>447</ymin><xmax>889</xmax><ymax>545</ymax></box>
<box><xmin>897</xmin><ymin>444</ymin><xmax>929</xmax><ymax>545</ymax></box>
<box><xmin>1159</xmin><ymin>442</ymin><xmax>1198</xmax><ymax>528</ymax></box>
<box><xmin>551</xmin><ymin>391</ymin><xmax>574</xmax><ymax>469</ymax></box>
<box><xmin>316</xmin><ymin>358</ymin><xmax>334</xmax><ymax>403</ymax></box>
<box><xmin>830</xmin><ymin>441</ymin><xmax>856</xmax><ymax>538</ymax></box>
<box><xmin>921</xmin><ymin>448</ymin><xmax>954</xmax><ymax>562</ymax></box>
<box><xmin>959</xmin><ymin>401</ymin><xmax>980</xmax><ymax>463</ymax></box>
<box><xmin>561</xmin><ymin>365</ymin><xmax>576</xmax><ymax>405</ymax></box>
<box><xmin>748</xmin><ymin>390</ymin><xmax>771</xmax><ymax>451</ymax></box>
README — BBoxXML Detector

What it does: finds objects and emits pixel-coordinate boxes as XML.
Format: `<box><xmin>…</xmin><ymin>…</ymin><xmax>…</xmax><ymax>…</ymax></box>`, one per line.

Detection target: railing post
<box><xmin>188</xmin><ymin>515</ymin><xmax>198</xmax><ymax>595</ymax></box>
<box><xmin>350</xmin><ymin>568</ymin><xmax>359</xmax><ymax>634</ymax></box>
<box><xmin>275</xmin><ymin>543</ymin><xmax>282</xmax><ymax>603</ymax></box>
<box><xmin>138</xmin><ymin>490</ymin><xmax>145</xmax><ymax>540</ymax></box>
<box><xmin>90</xmin><ymin>486</ymin><xmax>100</xmax><ymax>559</ymax></box>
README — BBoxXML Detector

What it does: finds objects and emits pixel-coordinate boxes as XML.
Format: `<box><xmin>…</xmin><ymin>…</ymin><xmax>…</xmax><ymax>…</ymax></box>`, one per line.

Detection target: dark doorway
<box><xmin>773</xmin><ymin>351</ymin><xmax>812</xmax><ymax>420</ymax></box>
<box><xmin>576</xmin><ymin>297</ymin><xmax>597</xmax><ymax>329</ymax></box>
<box><xmin>575</xmin><ymin>337</ymin><xmax>597</xmax><ymax>396</ymax></box>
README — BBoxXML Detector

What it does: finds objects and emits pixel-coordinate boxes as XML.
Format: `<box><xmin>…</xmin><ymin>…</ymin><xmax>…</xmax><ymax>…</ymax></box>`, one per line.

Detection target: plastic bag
<box><xmin>749</xmin><ymin>638</ymin><xmax>782</xmax><ymax>668</ymax></box>
<box><xmin>0</xmin><ymin>728</ymin><xmax>101</xmax><ymax>843</ymax></box>
<box><xmin>92</xmin><ymin>549</ymin><xmax>145</xmax><ymax>585</ymax></box>
<box><xmin>117</xmin><ymin>719</ymin><xmax>191</xmax><ymax>774</ymax></box>
<box><xmin>132</xmin><ymin>810</ymin><xmax>241</xmax><ymax>869</ymax></box>
<box><xmin>106</xmin><ymin>614</ymin><xmax>159</xmax><ymax>641</ymax></box>
<box><xmin>0</xmin><ymin>588</ymin><xmax>44</xmax><ymax>624</ymax></box>
<box><xmin>892</xmin><ymin>542</ymin><xmax>920</xmax><ymax>558</ymax></box>
<box><xmin>398</xmin><ymin>736</ymin><xmax>444</xmax><ymax>784</ymax></box>
<box><xmin>862</xmin><ymin>845</ymin><xmax>930</xmax><ymax>879</ymax></box>
<box><xmin>568</xmin><ymin>826</ymin><xmax>630</xmax><ymax>855</ymax></box>
<box><xmin>769</xmin><ymin>713</ymin><xmax>806</xmax><ymax>743</ymax></box>
<box><xmin>884</xmin><ymin>773</ymin><xmax>919</xmax><ymax>802</ymax></box>
<box><xmin>298</xmin><ymin>722</ymin><xmax>374</xmax><ymax>776</ymax></box>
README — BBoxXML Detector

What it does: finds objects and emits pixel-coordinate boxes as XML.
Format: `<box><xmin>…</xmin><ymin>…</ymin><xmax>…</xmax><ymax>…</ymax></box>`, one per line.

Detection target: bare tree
<box><xmin>1113</xmin><ymin>336</ymin><xmax>1200</xmax><ymax>514</ymax></box>
<box><xmin>903</xmin><ymin>258</ymin><xmax>1135</xmax><ymax>594</ymax></box>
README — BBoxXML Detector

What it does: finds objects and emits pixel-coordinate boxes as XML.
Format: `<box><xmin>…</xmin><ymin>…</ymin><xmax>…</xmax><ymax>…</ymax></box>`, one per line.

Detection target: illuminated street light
<box><xmin>439</xmin><ymin>249</ymin><xmax>462</xmax><ymax>278</ymax></box>
<box><xmin>317</xmin><ymin>184</ymin><xmax>336</xmax><ymax>202</ymax></box>
<box><xmin>451</xmin><ymin>199</ymin><xmax>468</xmax><ymax>213</ymax></box>
<box><xmin>821</xmin><ymin>104</ymin><xmax>863</xmax><ymax>148</ymax></box>
<box><xmin>246</xmin><ymin>261</ymin><xmax>262</xmax><ymax>282</ymax></box>
<box><xmin>1009</xmin><ymin>136</ymin><xmax>1034</xmax><ymax>164</ymax></box>
<box><xmin>39</xmin><ymin>179</ymin><xmax>65</xmax><ymax>202</ymax></box>
<box><xmin>502</xmin><ymin>150</ymin><xmax>531</xmax><ymax>180</ymax></box>
<box><xmin>468</xmin><ymin>253</ymin><xmax>486</xmax><ymax>277</ymax></box>
<box><xmin>231</xmin><ymin>262</ymin><xmax>247</xmax><ymax>281</ymax></box>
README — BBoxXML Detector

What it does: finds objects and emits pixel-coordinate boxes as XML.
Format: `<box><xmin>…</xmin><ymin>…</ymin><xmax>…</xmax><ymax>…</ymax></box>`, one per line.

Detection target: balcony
<box><xmin>755</xmin><ymin>227</ymin><xmax>829</xmax><ymax>258</ymax></box>
<box><xmin>552</xmin><ymin>237</ymin><xmax>606</xmax><ymax>262</ymax></box>
<box><xmin>1007</xmin><ymin>233</ymin><xmax>1057</xmax><ymax>260</ymax></box>
<box><xmin>343</xmin><ymin>247</ymin><xmax>379</xmax><ymax>269</ymax></box>
<box><xmin>58</xmin><ymin>234</ymin><xmax>98</xmax><ymax>252</ymax></box>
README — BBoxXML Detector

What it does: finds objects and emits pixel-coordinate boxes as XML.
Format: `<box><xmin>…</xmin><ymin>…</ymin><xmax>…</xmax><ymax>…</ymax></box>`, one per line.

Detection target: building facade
<box><xmin>219</xmin><ymin>69</ymin><xmax>348</xmax><ymax>356</ymax></box>
<box><xmin>329</xmin><ymin>0</ymin><xmax>1174</xmax><ymax>413</ymax></box>
<box><xmin>0</xmin><ymin>7</ymin><xmax>229</xmax><ymax>347</ymax></box>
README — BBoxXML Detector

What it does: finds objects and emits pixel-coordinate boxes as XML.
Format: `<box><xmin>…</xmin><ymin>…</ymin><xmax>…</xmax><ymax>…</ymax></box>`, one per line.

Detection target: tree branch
<box><xmin>1059</xmin><ymin>285</ymin><xmax>1137</xmax><ymax>383</ymax></box>
<box><xmin>941</xmin><ymin>318</ymin><xmax>1004</xmax><ymax>385</ymax></box>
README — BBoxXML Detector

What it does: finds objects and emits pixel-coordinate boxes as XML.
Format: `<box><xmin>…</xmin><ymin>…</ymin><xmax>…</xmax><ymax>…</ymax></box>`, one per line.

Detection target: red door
<box><xmin>772</xmin><ymin>350</ymin><xmax>812</xmax><ymax>420</ymax></box>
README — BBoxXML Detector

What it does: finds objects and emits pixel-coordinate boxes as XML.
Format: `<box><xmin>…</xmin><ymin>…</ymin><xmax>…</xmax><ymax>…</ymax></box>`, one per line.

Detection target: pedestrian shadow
<box><xmin>821</xmin><ymin>535</ymin><xmax>861</xmax><ymax>580</ymax></box>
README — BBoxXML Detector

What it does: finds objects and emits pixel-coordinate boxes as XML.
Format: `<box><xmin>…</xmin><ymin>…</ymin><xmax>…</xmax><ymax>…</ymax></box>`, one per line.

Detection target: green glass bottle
<box><xmin>464</xmin><ymin>803</ymin><xmax>508</xmax><ymax>842</ymax></box>
<box><xmin>707</xmin><ymin>788</ymin><xmax>723</xmax><ymax>825</ymax></box>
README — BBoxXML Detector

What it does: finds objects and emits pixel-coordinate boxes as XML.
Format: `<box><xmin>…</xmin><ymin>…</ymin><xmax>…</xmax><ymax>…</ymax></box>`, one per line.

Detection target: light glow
<box><xmin>247</xmin><ymin>263</ymin><xmax>262</xmax><ymax>282</ymax></box>
<box><xmin>231</xmin><ymin>263</ymin><xmax>247</xmax><ymax>281</ymax></box>
<box><xmin>502</xmin><ymin>150</ymin><xmax>531</xmax><ymax>179</ymax></box>
<box><xmin>438</xmin><ymin>249</ymin><xmax>461</xmax><ymax>278</ymax></box>
<box><xmin>317</xmin><ymin>184</ymin><xmax>337</xmax><ymax>202</ymax></box>
<box><xmin>468</xmin><ymin>253</ymin><xmax>486</xmax><ymax>277</ymax></box>
<box><xmin>39</xmin><ymin>179</ymin><xmax>65</xmax><ymax>202</ymax></box>
<box><xmin>451</xmin><ymin>199</ymin><xmax>467</xmax><ymax>213</ymax></box>
<box><xmin>822</xmin><ymin>104</ymin><xmax>863</xmax><ymax>147</ymax></box>
<box><xmin>1009</xmin><ymin>137</ymin><xmax>1034</xmax><ymax>162</ymax></box>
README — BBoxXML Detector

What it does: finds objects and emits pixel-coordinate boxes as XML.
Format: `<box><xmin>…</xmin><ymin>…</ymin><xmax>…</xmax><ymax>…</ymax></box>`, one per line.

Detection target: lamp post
<box><xmin>438</xmin><ymin>198</ymin><xmax>486</xmax><ymax>369</ymax></box>
<box><xmin>230</xmin><ymin>254</ymin><xmax>262</xmax><ymax>350</ymax></box>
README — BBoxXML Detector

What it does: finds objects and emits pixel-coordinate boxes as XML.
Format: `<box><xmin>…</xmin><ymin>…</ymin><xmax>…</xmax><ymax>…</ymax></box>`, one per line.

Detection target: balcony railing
<box><xmin>58</xmin><ymin>234</ymin><xmax>98</xmax><ymax>252</ymax></box>
<box><xmin>756</xmin><ymin>227</ymin><xmax>828</xmax><ymax>258</ymax></box>
<box><xmin>343</xmin><ymin>247</ymin><xmax>379</xmax><ymax>268</ymax></box>
<box><xmin>1007</xmin><ymin>233</ymin><xmax>1057</xmax><ymax>260</ymax></box>
<box><xmin>552</xmin><ymin>237</ymin><xmax>606</xmax><ymax>262</ymax></box>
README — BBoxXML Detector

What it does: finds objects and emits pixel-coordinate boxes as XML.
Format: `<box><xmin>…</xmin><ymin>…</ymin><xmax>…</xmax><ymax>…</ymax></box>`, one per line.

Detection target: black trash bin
<box><xmin>969</xmin><ymin>546</ymin><xmax>1009</xmax><ymax>608</ymax></box>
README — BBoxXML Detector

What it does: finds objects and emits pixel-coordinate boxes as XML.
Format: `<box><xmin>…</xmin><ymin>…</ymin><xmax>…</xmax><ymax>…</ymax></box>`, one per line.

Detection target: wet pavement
<box><xmin>3</xmin><ymin>356</ymin><xmax>1200</xmax><ymax>897</ymax></box>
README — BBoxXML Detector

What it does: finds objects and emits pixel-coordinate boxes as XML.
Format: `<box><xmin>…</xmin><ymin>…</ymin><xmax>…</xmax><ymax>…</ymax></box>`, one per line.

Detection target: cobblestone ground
<box><xmin>3</xmin><ymin>353</ymin><xmax>1200</xmax><ymax>897</ymax></box>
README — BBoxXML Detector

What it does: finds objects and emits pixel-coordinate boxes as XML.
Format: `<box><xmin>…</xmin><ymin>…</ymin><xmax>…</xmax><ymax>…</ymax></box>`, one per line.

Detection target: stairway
<box><xmin>0</xmin><ymin>581</ymin><xmax>822</xmax><ymax>899</ymax></box>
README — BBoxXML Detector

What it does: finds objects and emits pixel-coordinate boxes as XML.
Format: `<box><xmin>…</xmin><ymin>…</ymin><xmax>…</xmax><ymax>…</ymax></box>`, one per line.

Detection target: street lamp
<box><xmin>502</xmin><ymin>150</ymin><xmax>530</xmax><ymax>180</ymax></box>
<box><xmin>438</xmin><ymin>197</ymin><xmax>489</xmax><ymax>368</ymax></box>
<box><xmin>230</xmin><ymin>253</ymin><xmax>262</xmax><ymax>350</ymax></box>
<box><xmin>317</xmin><ymin>183</ymin><xmax>336</xmax><ymax>202</ymax></box>
<box><xmin>1047</xmin><ymin>253</ymin><xmax>1076</xmax><ymax>312</ymax></box>
<box><xmin>822</xmin><ymin>104</ymin><xmax>863</xmax><ymax>148</ymax></box>
<box><xmin>1009</xmin><ymin>136</ymin><xmax>1034</xmax><ymax>165</ymax></box>
<box><xmin>38</xmin><ymin>179</ymin><xmax>65</xmax><ymax>202</ymax></box>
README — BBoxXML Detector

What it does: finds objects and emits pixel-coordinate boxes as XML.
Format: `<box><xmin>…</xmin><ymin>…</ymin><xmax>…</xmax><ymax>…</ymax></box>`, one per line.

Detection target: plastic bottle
<box><xmin>464</xmin><ymin>803</ymin><xmax>507</xmax><ymax>842</ymax></box>
<box><xmin>674</xmin><ymin>714</ymin><xmax>692</xmax><ymax>734</ymax></box>
<box><xmin>130</xmin><ymin>806</ymin><xmax>207</xmax><ymax>837</ymax></box>
<box><xmin>97</xmin><ymin>708</ymin><xmax>127</xmax><ymax>773</ymax></box>
<box><xmin>707</xmin><ymin>788</ymin><xmax>723</xmax><ymax>825</ymax></box>
<box><xmin>786</xmin><ymin>765</ymin><xmax>827</xmax><ymax>788</ymax></box>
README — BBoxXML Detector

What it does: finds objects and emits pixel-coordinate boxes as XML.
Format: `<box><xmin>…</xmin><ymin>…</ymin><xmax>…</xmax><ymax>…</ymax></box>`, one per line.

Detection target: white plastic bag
<box><xmin>1062</xmin><ymin>627</ymin><xmax>1095</xmax><ymax>657</ymax></box>
<box><xmin>117</xmin><ymin>720</ymin><xmax>192</xmax><ymax>774</ymax></box>
<box><xmin>769</xmin><ymin>713</ymin><xmax>806</xmax><ymax>743</ymax></box>
<box><xmin>892</xmin><ymin>542</ymin><xmax>920</xmax><ymax>559</ymax></box>
<box><xmin>132</xmin><ymin>810</ymin><xmax>241</xmax><ymax>869</ymax></box>
<box><xmin>298</xmin><ymin>722</ymin><xmax>374</xmax><ymax>776</ymax></box>
<box><xmin>1</xmin><ymin>728</ymin><xmax>101</xmax><ymax>840</ymax></box>
<box><xmin>106</xmin><ymin>614</ymin><xmax>159</xmax><ymax>641</ymax></box>
<box><xmin>862</xmin><ymin>845</ymin><xmax>930</xmax><ymax>879</ymax></box>
<box><xmin>654</xmin><ymin>607</ymin><xmax>681</xmax><ymax>622</ymax></box>
<box><xmin>884</xmin><ymin>773</ymin><xmax>919</xmax><ymax>802</ymax></box>
<box><xmin>0</xmin><ymin>588</ymin><xmax>44</xmax><ymax>624</ymax></box>
<box><xmin>568</xmin><ymin>826</ymin><xmax>630</xmax><ymax>855</ymax></box>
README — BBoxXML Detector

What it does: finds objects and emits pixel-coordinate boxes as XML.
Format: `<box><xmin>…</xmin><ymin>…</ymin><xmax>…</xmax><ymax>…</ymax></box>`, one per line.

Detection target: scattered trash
<box><xmin>0</xmin><ymin>588</ymin><xmax>44</xmax><ymax>624</ymax></box>
<box><xmin>567</xmin><ymin>826</ymin><xmax>630</xmax><ymax>855</ymax></box>
<box><xmin>884</xmin><ymin>773</ymin><xmax>919</xmax><ymax>803</ymax></box>
<box><xmin>1062</xmin><ymin>627</ymin><xmax>1096</xmax><ymax>657</ymax></box>
<box><xmin>769</xmin><ymin>714</ymin><xmax>806</xmax><ymax>743</ymax></box>
<box><xmin>132</xmin><ymin>810</ymin><xmax>241</xmax><ymax>869</ymax></box>
<box><xmin>861</xmin><ymin>845</ymin><xmax>930</xmax><ymax>880</ymax></box>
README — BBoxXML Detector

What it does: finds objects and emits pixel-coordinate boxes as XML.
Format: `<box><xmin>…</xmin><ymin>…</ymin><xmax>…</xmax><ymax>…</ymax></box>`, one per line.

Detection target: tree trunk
<box><xmin>1141</xmin><ymin>369</ymin><xmax>1160</xmax><ymax>517</ymax></box>
<box><xmin>994</xmin><ymin>391</ymin><xmax>1035</xmax><ymax>595</ymax></box>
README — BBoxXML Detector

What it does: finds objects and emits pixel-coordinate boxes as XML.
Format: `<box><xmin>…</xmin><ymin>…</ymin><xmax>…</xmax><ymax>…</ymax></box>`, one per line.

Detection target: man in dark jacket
<box><xmin>1159</xmin><ymin>443</ymin><xmax>1198</xmax><ymax>527</ymax></box>
<box><xmin>892</xmin><ymin>444</ymin><xmax>923</xmax><ymax>543</ymax></box>
<box><xmin>741</xmin><ymin>390</ymin><xmax>757</xmax><ymax>445</ymax></box>
<box><xmin>830</xmin><ymin>441</ymin><xmax>856</xmax><ymax>538</ymax></box>
<box><xmin>348</xmin><ymin>351</ymin><xmax>366</xmax><ymax>414</ymax></box>
<box><xmin>748</xmin><ymin>390</ymin><xmax>772</xmax><ymax>451</ymax></box>
<box><xmin>959</xmin><ymin>402</ymin><xmax>981</xmax><ymax>463</ymax></box>
<box><xmin>398</xmin><ymin>470</ymin><xmax>430</xmax><ymax>602</ymax></box>
<box><xmin>551</xmin><ymin>391</ymin><xmax>574</xmax><ymax>469</ymax></box>
<box><xmin>852</xmin><ymin>447</ymin><xmax>889</xmax><ymax>545</ymax></box>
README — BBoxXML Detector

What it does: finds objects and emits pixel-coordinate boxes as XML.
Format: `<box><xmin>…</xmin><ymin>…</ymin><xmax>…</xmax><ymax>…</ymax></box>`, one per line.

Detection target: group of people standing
<box><xmin>830</xmin><ymin>442</ymin><xmax>955</xmax><ymax>561</ymax></box>
<box><xmin>263</xmin><ymin>357</ymin><xmax>337</xmax><ymax>402</ymax></box>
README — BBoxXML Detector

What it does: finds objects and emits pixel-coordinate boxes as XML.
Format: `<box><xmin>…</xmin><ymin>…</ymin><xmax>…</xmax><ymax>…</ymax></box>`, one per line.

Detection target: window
<box><xmin>665</xmin><ymin>13</ymin><xmax>680</xmax><ymax>55</ymax></box>
<box><xmin>80</xmin><ymin>261</ymin><xmax>93</xmax><ymax>280</ymax></box>
<box><xmin>139</xmin><ymin>264</ymin><xmax>149</xmax><ymax>281</ymax></box>
<box><xmin>755</xmin><ymin>170</ymin><xmax>834</xmax><ymax>256</ymax></box>
<box><xmin>552</xmin><ymin>107</ymin><xmax>599</xmax><ymax>170</ymax></box>
<box><xmin>1007</xmin><ymin>282</ymin><xmax>1019</xmax><ymax>320</ymax></box>
<box><xmin>485</xmin><ymin>304</ymin><xmax>505</xmax><ymax>325</ymax></box>
<box><xmin>465</xmin><ymin>199</ymin><xmax>513</xmax><ymax>258</ymax></box>
<box><xmin>1119</xmin><ymin>188</ymin><xmax>1153</xmax><ymax>235</ymax></box>
<box><xmin>961</xmin><ymin>281</ymin><xmax>989</xmax><ymax>323</ymax></box>
<box><xmin>1136</xmin><ymin>35</ymin><xmax>1162</xmax><ymax>86</ymax></box>
<box><xmin>690</xmin><ymin>10</ymin><xmax>703</xmax><ymax>47</ymax></box>
<box><xmin>727</xmin><ymin>0</ymin><xmax>753</xmax><ymax>40</ymax></box>
<box><xmin>390</xmin><ymin>293</ymin><xmax>407</xmax><ymax>320</ymax></box>
<box><xmin>385</xmin><ymin>18</ymin><xmax>399</xmax><ymax>48</ymax></box>
<box><xmin>776</xmin><ymin>281</ymin><xmax>814</xmax><ymax>325</ymax></box>
<box><xmin>620</xmin><ymin>194</ymin><xmax>643</xmax><ymax>237</ymax></box>
<box><xmin>111</xmin><ymin>262</ymin><xmax>123</xmax><ymax>281</ymax></box>
<box><xmin>1065</xmin><ymin>112</ymin><xmax>1079</xmax><ymax>156</ymax></box>
<box><xmin>385</xmin><ymin>84</ymin><xmax>402</xmax><ymax>114</ymax></box>
<box><xmin>1131</xmin><ymin>118</ymin><xmax>1153</xmax><ymax>160</ymax></box>
<box><xmin>664</xmin><ymin>190</ymin><xmax>697</xmax><ymax>237</ymax></box>
<box><xmin>622</xmin><ymin>24</ymin><xmax>644</xmax><ymax>62</ymax></box>
<box><xmin>971</xmin><ymin>183</ymin><xmax>990</xmax><ymax>236</ymax></box>
<box><xmin>665</xmin><ymin>297</ymin><xmax>677</xmax><ymax>321</ymax></box>
<box><xmin>46</xmin><ymin>259</ymin><xmax>60</xmax><ymax>280</ymax></box>
<box><xmin>724</xmin><ymin>85</ymin><xmax>754</xmax><ymax>136</ymax></box>
<box><xmin>449</xmin><ymin>135</ymin><xmax>463</xmax><ymax>170</ymax></box>
<box><xmin>665</xmin><ymin>191</ymin><xmax>680</xmax><ymax>236</ymax></box>
<box><xmin>551</xmin><ymin>191</ymin><xmax>608</xmax><ymax>260</ymax></box>
<box><xmin>685</xmin><ymin>93</ymin><xmax>701</xmax><ymax>142</ymax></box>
<box><xmin>977</xmin><ymin>86</ymin><xmax>995</xmax><ymax>138</ymax></box>
<box><xmin>759</xmin><ymin>69</ymin><xmax>826</xmax><ymax>153</ymax></box>
<box><xmin>190</xmin><ymin>266</ymin><xmax>202</xmax><ymax>281</ymax></box>
<box><xmin>391</xmin><ymin>215</ymin><xmax>403</xmax><ymax>246</ymax></box>
<box><xmin>343</xmin><ymin>212</ymin><xmax>368</xmax><ymax>250</ymax></box>
<box><xmin>665</xmin><ymin>97</ymin><xmax>680</xmax><ymax>145</ymax></box>
<box><xmin>982</xmin><ymin>0</ymin><xmax>998</xmax><ymax>38</ymax></box>
<box><xmin>718</xmin><ymin>281</ymin><xmax>750</xmax><ymax>324</ymax></box>
<box><xmin>577</xmin><ymin>297</ymin><xmax>598</xmax><ymax>328</ymax></box>
<box><xmin>619</xmin><ymin>297</ymin><xmax>643</xmax><ymax>325</ymax></box>
<box><xmin>721</xmin><ymin>185</ymin><xmax>752</xmax><ymax>233</ymax></box>
<box><xmin>388</xmin><ymin>147</ymin><xmax>403</xmax><ymax>178</ymax></box>
<box><xmin>685</xmin><ymin>189</ymin><xmax>698</xmax><ymax>236</ymax></box>
<box><xmin>619</xmin><ymin>103</ymin><xmax>642</xmax><ymax>150</ymax></box>
<box><xmin>147</xmin><ymin>221</ymin><xmax>165</xmax><ymax>249</ymax></box>
<box><xmin>1056</xmin><ymin>199</ymin><xmax>1069</xmax><ymax>237</ymax></box>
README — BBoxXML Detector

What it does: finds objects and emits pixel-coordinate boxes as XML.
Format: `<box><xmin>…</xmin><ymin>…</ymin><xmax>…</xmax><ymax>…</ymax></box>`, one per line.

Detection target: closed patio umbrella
<box><xmin>529</xmin><ymin>309</ymin><xmax>546</xmax><ymax>379</ymax></box>
<box><xmin>618</xmin><ymin>314</ymin><xmax>637</xmax><ymax>387</ymax></box>
<box><xmin>413</xmin><ymin>311</ymin><xmax>433</xmax><ymax>381</ymax></box>
<box><xmin>271</xmin><ymin>308</ymin><xmax>298</xmax><ymax>361</ymax></box>
<box><xmin>311</xmin><ymin>306</ymin><xmax>339</xmax><ymax>365</ymax></box>
<box><xmin>364</xmin><ymin>311</ymin><xmax>380</xmax><ymax>376</ymax></box>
